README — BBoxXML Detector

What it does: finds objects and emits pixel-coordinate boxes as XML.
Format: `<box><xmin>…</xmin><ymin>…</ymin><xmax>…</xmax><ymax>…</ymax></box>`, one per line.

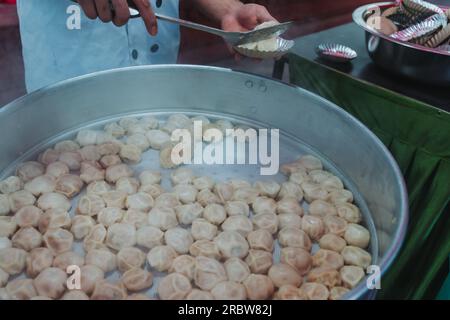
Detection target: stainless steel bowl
<box><xmin>0</xmin><ymin>65</ymin><xmax>408</xmax><ymax>299</ymax></box>
<box><xmin>353</xmin><ymin>2</ymin><xmax>450</xmax><ymax>86</ymax></box>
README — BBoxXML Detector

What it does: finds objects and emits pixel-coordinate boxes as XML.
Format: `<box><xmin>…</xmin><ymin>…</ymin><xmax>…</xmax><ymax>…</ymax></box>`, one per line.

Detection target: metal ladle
<box><xmin>71</xmin><ymin>0</ymin><xmax>294</xmax><ymax>46</ymax></box>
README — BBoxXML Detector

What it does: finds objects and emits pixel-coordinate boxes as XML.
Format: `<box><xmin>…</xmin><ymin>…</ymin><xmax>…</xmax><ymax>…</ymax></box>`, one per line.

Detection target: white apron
<box><xmin>17</xmin><ymin>0</ymin><xmax>180</xmax><ymax>92</ymax></box>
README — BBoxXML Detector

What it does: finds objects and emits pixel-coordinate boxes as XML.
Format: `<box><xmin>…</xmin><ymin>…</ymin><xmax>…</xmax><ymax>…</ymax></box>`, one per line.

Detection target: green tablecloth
<box><xmin>289</xmin><ymin>54</ymin><xmax>450</xmax><ymax>300</ymax></box>
<box><xmin>437</xmin><ymin>268</ymin><xmax>450</xmax><ymax>300</ymax></box>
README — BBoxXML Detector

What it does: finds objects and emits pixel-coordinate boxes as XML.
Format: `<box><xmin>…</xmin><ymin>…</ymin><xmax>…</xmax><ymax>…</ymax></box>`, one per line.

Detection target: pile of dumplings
<box><xmin>0</xmin><ymin>114</ymin><xmax>372</xmax><ymax>300</ymax></box>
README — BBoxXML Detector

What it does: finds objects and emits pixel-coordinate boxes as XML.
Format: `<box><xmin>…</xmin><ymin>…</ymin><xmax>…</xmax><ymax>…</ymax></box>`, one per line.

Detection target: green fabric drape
<box><xmin>288</xmin><ymin>54</ymin><xmax>450</xmax><ymax>300</ymax></box>
<box><xmin>437</xmin><ymin>268</ymin><xmax>450</xmax><ymax>300</ymax></box>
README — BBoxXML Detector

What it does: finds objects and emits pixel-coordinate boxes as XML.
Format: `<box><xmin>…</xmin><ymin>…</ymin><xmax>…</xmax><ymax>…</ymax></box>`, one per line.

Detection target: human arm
<box><xmin>77</xmin><ymin>0</ymin><xmax>158</xmax><ymax>35</ymax></box>
<box><xmin>191</xmin><ymin>0</ymin><xmax>277</xmax><ymax>33</ymax></box>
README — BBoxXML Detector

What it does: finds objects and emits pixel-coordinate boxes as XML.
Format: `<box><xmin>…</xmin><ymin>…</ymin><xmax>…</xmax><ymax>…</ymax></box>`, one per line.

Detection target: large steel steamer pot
<box><xmin>0</xmin><ymin>65</ymin><xmax>408</xmax><ymax>299</ymax></box>
<box><xmin>353</xmin><ymin>2</ymin><xmax>450</xmax><ymax>86</ymax></box>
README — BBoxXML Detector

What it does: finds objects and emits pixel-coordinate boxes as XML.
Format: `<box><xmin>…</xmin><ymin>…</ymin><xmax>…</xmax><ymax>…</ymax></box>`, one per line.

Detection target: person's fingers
<box><xmin>221</xmin><ymin>15</ymin><xmax>247</xmax><ymax>58</ymax></box>
<box><xmin>78</xmin><ymin>0</ymin><xmax>98</xmax><ymax>19</ymax></box>
<box><xmin>111</xmin><ymin>0</ymin><xmax>130</xmax><ymax>26</ymax></box>
<box><xmin>234</xmin><ymin>4</ymin><xmax>278</xmax><ymax>30</ymax></box>
<box><xmin>221</xmin><ymin>14</ymin><xmax>246</xmax><ymax>32</ymax></box>
<box><xmin>94</xmin><ymin>0</ymin><xmax>113</xmax><ymax>22</ymax></box>
<box><xmin>132</xmin><ymin>0</ymin><xmax>158</xmax><ymax>36</ymax></box>
<box><xmin>255</xmin><ymin>5</ymin><xmax>277</xmax><ymax>24</ymax></box>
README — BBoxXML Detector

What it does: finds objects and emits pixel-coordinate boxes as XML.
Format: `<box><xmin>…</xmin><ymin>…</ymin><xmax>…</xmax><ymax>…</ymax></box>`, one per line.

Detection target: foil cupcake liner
<box><xmin>436</xmin><ymin>43</ymin><xmax>450</xmax><ymax>52</ymax></box>
<box><xmin>382</xmin><ymin>6</ymin><xmax>400</xmax><ymax>17</ymax></box>
<box><xmin>402</xmin><ymin>0</ymin><xmax>447</xmax><ymax>27</ymax></box>
<box><xmin>388</xmin><ymin>13</ymin><xmax>417</xmax><ymax>29</ymax></box>
<box><xmin>390</xmin><ymin>14</ymin><xmax>443</xmax><ymax>42</ymax></box>
<box><xmin>425</xmin><ymin>24</ymin><xmax>450</xmax><ymax>48</ymax></box>
<box><xmin>411</xmin><ymin>33</ymin><xmax>434</xmax><ymax>45</ymax></box>
<box><xmin>399</xmin><ymin>3</ymin><xmax>437</xmax><ymax>24</ymax></box>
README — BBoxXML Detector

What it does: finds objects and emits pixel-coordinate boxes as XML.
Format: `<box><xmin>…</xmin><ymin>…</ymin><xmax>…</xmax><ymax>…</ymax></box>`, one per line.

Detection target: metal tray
<box><xmin>0</xmin><ymin>65</ymin><xmax>408</xmax><ymax>299</ymax></box>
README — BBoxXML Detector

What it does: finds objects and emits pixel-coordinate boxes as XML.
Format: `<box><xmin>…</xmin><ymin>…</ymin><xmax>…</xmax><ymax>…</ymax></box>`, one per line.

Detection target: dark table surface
<box><xmin>286</xmin><ymin>23</ymin><xmax>450</xmax><ymax>112</ymax></box>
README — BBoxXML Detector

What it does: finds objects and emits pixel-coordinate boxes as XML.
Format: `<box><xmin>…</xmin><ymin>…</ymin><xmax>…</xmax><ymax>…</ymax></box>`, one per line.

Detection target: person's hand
<box><xmin>220</xmin><ymin>3</ymin><xmax>277</xmax><ymax>59</ymax></box>
<box><xmin>78</xmin><ymin>0</ymin><xmax>158</xmax><ymax>35</ymax></box>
